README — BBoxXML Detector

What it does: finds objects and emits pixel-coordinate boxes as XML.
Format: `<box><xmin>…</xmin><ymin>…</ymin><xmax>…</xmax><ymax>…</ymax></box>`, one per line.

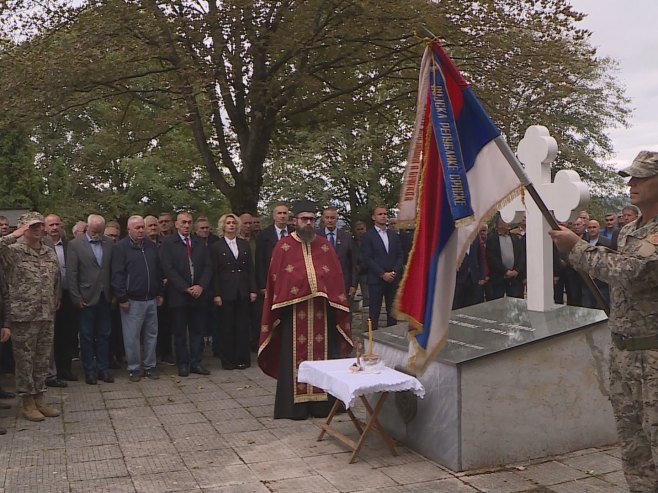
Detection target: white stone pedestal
<box><xmin>371</xmin><ymin>298</ymin><xmax>616</xmax><ymax>471</ymax></box>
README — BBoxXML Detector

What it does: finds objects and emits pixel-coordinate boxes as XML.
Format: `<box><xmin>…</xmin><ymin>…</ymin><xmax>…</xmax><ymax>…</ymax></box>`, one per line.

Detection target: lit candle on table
<box><xmin>368</xmin><ymin>318</ymin><xmax>373</xmax><ymax>354</ymax></box>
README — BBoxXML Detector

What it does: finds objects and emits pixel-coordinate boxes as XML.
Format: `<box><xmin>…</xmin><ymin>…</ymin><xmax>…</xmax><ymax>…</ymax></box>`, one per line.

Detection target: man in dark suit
<box><xmin>486</xmin><ymin>216</ymin><xmax>525</xmax><ymax>300</ymax></box>
<box><xmin>193</xmin><ymin>215</ymin><xmax>220</xmax><ymax>355</ymax></box>
<box><xmin>255</xmin><ymin>204</ymin><xmax>290</xmax><ymax>293</ymax></box>
<box><xmin>581</xmin><ymin>220</ymin><xmax>612</xmax><ymax>309</ymax></box>
<box><xmin>316</xmin><ymin>207</ymin><xmax>357</xmax><ymax>300</ymax></box>
<box><xmin>159</xmin><ymin>212</ymin><xmax>213</xmax><ymax>377</ymax></box>
<box><xmin>67</xmin><ymin>214</ymin><xmax>115</xmax><ymax>385</ymax></box>
<box><xmin>454</xmin><ymin>224</ymin><xmax>490</xmax><ymax>308</ymax></box>
<box><xmin>254</xmin><ymin>204</ymin><xmax>290</xmax><ymax>351</ymax></box>
<box><xmin>361</xmin><ymin>206</ymin><xmax>404</xmax><ymax>330</ymax></box>
<box><xmin>44</xmin><ymin>213</ymin><xmax>78</xmax><ymax>384</ymax></box>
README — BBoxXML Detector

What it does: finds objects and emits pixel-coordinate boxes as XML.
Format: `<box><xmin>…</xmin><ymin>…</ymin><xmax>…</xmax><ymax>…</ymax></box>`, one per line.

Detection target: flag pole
<box><xmin>419</xmin><ymin>26</ymin><xmax>610</xmax><ymax>315</ymax></box>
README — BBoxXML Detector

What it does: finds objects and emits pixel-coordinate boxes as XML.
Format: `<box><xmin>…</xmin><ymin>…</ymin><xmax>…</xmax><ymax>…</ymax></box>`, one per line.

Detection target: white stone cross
<box><xmin>500</xmin><ymin>125</ymin><xmax>590</xmax><ymax>311</ymax></box>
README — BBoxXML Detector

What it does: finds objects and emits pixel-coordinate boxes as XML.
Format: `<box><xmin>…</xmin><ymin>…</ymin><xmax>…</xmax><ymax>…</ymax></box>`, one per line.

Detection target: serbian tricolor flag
<box><xmin>396</xmin><ymin>39</ymin><xmax>523</xmax><ymax>374</ymax></box>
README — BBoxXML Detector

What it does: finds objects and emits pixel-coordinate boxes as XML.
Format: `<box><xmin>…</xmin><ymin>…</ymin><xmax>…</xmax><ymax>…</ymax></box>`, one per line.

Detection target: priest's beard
<box><xmin>297</xmin><ymin>226</ymin><xmax>316</xmax><ymax>243</ymax></box>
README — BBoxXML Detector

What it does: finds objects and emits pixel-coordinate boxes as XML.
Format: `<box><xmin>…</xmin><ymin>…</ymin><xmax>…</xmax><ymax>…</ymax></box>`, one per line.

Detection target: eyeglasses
<box><xmin>297</xmin><ymin>216</ymin><xmax>316</xmax><ymax>222</ymax></box>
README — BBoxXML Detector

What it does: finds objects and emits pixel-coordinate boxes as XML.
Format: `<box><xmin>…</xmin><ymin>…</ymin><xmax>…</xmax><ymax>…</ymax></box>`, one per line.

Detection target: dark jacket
<box><xmin>159</xmin><ymin>233</ymin><xmax>213</xmax><ymax>307</ymax></box>
<box><xmin>361</xmin><ymin>227</ymin><xmax>404</xmax><ymax>285</ymax></box>
<box><xmin>254</xmin><ymin>224</ymin><xmax>292</xmax><ymax>290</ymax></box>
<box><xmin>316</xmin><ymin>228</ymin><xmax>357</xmax><ymax>292</ymax></box>
<box><xmin>0</xmin><ymin>268</ymin><xmax>9</xmax><ymax>329</ymax></box>
<box><xmin>486</xmin><ymin>233</ymin><xmax>526</xmax><ymax>283</ymax></box>
<box><xmin>456</xmin><ymin>239</ymin><xmax>482</xmax><ymax>286</ymax></box>
<box><xmin>111</xmin><ymin>236</ymin><xmax>163</xmax><ymax>303</ymax></box>
<box><xmin>210</xmin><ymin>237</ymin><xmax>257</xmax><ymax>301</ymax></box>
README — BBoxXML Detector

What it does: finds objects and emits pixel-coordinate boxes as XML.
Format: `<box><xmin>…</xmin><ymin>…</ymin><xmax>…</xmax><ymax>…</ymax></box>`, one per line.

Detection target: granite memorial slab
<box><xmin>371</xmin><ymin>297</ymin><xmax>616</xmax><ymax>471</ymax></box>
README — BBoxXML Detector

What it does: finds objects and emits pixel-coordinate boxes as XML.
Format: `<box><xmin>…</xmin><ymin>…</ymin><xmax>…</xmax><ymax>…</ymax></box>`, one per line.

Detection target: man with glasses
<box><xmin>67</xmin><ymin>214</ymin><xmax>115</xmax><ymax>385</ymax></box>
<box><xmin>258</xmin><ymin>200</ymin><xmax>353</xmax><ymax>420</ymax></box>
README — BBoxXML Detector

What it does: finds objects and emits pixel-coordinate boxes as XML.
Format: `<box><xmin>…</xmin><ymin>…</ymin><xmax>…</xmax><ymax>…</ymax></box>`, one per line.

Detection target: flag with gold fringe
<box><xmin>396</xmin><ymin>39</ymin><xmax>523</xmax><ymax>374</ymax></box>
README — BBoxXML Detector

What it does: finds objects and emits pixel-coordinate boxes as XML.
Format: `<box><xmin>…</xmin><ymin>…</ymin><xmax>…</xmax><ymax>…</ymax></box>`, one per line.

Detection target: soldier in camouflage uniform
<box><xmin>0</xmin><ymin>267</ymin><xmax>11</xmax><ymax>434</ymax></box>
<box><xmin>0</xmin><ymin>212</ymin><xmax>61</xmax><ymax>422</ymax></box>
<box><xmin>551</xmin><ymin>151</ymin><xmax>658</xmax><ymax>493</ymax></box>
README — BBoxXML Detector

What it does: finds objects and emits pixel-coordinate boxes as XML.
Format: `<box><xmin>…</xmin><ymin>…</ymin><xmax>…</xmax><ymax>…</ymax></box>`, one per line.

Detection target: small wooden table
<box><xmin>297</xmin><ymin>358</ymin><xmax>425</xmax><ymax>463</ymax></box>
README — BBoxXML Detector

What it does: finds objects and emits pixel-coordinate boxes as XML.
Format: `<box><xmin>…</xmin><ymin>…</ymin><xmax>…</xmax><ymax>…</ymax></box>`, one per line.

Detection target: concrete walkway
<box><xmin>0</xmin><ymin>351</ymin><xmax>629</xmax><ymax>493</ymax></box>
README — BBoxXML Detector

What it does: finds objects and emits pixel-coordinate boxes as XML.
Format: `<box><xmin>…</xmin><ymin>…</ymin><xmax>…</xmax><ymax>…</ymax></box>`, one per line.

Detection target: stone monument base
<box><xmin>371</xmin><ymin>298</ymin><xmax>616</xmax><ymax>471</ymax></box>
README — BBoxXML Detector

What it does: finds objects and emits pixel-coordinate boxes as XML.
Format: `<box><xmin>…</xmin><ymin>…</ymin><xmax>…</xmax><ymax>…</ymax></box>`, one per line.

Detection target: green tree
<box><xmin>34</xmin><ymin>101</ymin><xmax>228</xmax><ymax>226</ymax></box>
<box><xmin>0</xmin><ymin>0</ymin><xmax>630</xmax><ymax>215</ymax></box>
<box><xmin>0</xmin><ymin>126</ymin><xmax>41</xmax><ymax>209</ymax></box>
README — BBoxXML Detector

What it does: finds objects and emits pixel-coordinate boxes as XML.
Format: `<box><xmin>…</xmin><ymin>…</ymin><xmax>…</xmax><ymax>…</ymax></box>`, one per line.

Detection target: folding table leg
<box><xmin>349</xmin><ymin>392</ymin><xmax>397</xmax><ymax>463</ymax></box>
<box><xmin>359</xmin><ymin>394</ymin><xmax>398</xmax><ymax>456</ymax></box>
<box><xmin>318</xmin><ymin>399</ymin><xmax>342</xmax><ymax>441</ymax></box>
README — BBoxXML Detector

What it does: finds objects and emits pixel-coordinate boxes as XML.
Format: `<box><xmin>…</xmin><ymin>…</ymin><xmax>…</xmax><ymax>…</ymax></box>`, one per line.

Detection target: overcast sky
<box><xmin>570</xmin><ymin>0</ymin><xmax>658</xmax><ymax>169</ymax></box>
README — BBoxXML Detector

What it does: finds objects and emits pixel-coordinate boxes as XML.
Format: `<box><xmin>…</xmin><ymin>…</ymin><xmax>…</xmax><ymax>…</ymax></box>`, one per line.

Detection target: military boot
<box><xmin>34</xmin><ymin>393</ymin><xmax>60</xmax><ymax>418</ymax></box>
<box><xmin>21</xmin><ymin>395</ymin><xmax>45</xmax><ymax>422</ymax></box>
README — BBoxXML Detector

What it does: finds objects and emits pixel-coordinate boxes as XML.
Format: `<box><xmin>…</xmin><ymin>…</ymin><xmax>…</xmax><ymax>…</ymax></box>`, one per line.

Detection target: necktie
<box><xmin>184</xmin><ymin>236</ymin><xmax>192</xmax><ymax>259</ymax></box>
<box><xmin>328</xmin><ymin>232</ymin><xmax>336</xmax><ymax>248</ymax></box>
<box><xmin>280</xmin><ymin>229</ymin><xmax>287</xmax><ymax>240</ymax></box>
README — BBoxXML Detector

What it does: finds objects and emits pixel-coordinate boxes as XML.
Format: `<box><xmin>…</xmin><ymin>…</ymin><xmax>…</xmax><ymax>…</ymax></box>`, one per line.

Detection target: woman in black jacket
<box><xmin>210</xmin><ymin>214</ymin><xmax>257</xmax><ymax>369</ymax></box>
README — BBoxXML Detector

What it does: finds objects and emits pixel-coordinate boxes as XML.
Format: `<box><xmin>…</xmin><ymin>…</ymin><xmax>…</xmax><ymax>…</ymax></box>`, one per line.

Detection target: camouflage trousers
<box><xmin>609</xmin><ymin>346</ymin><xmax>658</xmax><ymax>493</ymax></box>
<box><xmin>12</xmin><ymin>320</ymin><xmax>54</xmax><ymax>396</ymax></box>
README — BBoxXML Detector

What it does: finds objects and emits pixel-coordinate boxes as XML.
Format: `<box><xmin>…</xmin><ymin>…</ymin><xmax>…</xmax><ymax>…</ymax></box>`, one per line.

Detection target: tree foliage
<box><xmin>0</xmin><ymin>0</ymin><xmax>631</xmax><ymax>218</ymax></box>
<box><xmin>0</xmin><ymin>127</ymin><xmax>41</xmax><ymax>210</ymax></box>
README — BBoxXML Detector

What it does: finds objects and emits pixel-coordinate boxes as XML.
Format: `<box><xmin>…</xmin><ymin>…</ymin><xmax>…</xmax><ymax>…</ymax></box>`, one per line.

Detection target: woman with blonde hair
<box><xmin>210</xmin><ymin>213</ymin><xmax>257</xmax><ymax>369</ymax></box>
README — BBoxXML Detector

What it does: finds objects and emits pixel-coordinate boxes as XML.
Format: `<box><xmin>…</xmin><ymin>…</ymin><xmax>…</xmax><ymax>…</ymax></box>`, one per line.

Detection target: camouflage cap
<box><xmin>618</xmin><ymin>150</ymin><xmax>658</xmax><ymax>178</ymax></box>
<box><xmin>18</xmin><ymin>211</ymin><xmax>45</xmax><ymax>227</ymax></box>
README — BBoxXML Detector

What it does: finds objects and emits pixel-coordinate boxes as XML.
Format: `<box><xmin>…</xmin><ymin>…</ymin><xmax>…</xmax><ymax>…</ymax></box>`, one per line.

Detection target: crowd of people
<box><xmin>0</xmin><ymin>203</ymin><xmax>413</xmax><ymax>427</ymax></box>
<box><xmin>452</xmin><ymin>205</ymin><xmax>642</xmax><ymax>311</ymax></box>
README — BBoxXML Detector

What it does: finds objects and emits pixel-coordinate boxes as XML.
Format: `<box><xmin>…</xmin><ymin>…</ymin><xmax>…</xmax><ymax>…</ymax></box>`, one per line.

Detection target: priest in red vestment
<box><xmin>258</xmin><ymin>200</ymin><xmax>353</xmax><ymax>419</ymax></box>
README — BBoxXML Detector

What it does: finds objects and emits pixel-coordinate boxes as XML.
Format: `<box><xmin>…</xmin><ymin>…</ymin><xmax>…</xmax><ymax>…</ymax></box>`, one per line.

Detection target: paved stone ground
<box><xmin>0</xmin><ymin>346</ymin><xmax>630</xmax><ymax>493</ymax></box>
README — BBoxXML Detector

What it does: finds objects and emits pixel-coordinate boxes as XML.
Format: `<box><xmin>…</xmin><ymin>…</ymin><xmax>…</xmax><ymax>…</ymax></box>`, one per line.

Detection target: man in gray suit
<box><xmin>66</xmin><ymin>214</ymin><xmax>115</xmax><ymax>385</ymax></box>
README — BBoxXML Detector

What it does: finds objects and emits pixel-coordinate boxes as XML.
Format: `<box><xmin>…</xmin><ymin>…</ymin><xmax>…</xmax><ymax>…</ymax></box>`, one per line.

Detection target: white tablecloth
<box><xmin>297</xmin><ymin>358</ymin><xmax>425</xmax><ymax>409</ymax></box>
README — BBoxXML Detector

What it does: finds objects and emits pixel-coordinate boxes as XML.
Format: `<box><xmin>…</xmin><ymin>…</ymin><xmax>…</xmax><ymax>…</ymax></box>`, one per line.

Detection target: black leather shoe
<box><xmin>178</xmin><ymin>366</ymin><xmax>189</xmax><ymax>377</ymax></box>
<box><xmin>144</xmin><ymin>369</ymin><xmax>159</xmax><ymax>380</ymax></box>
<box><xmin>190</xmin><ymin>365</ymin><xmax>210</xmax><ymax>375</ymax></box>
<box><xmin>45</xmin><ymin>377</ymin><xmax>68</xmax><ymax>388</ymax></box>
<box><xmin>85</xmin><ymin>375</ymin><xmax>97</xmax><ymax>385</ymax></box>
<box><xmin>0</xmin><ymin>389</ymin><xmax>16</xmax><ymax>399</ymax></box>
<box><xmin>58</xmin><ymin>371</ymin><xmax>78</xmax><ymax>382</ymax></box>
<box><xmin>0</xmin><ymin>426</ymin><xmax>6</xmax><ymax>435</ymax></box>
<box><xmin>236</xmin><ymin>363</ymin><xmax>248</xmax><ymax>370</ymax></box>
<box><xmin>98</xmin><ymin>372</ymin><xmax>114</xmax><ymax>383</ymax></box>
